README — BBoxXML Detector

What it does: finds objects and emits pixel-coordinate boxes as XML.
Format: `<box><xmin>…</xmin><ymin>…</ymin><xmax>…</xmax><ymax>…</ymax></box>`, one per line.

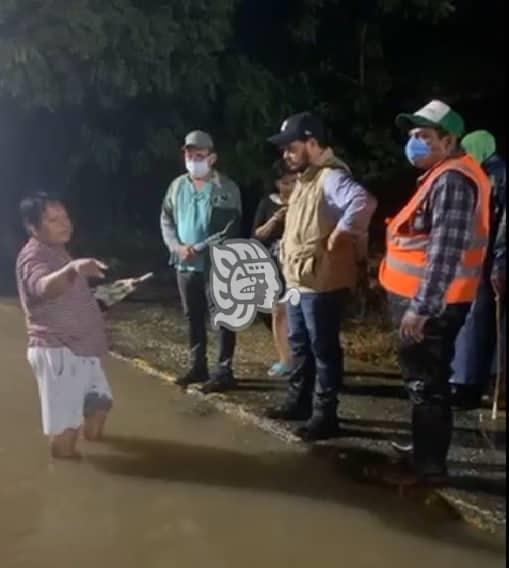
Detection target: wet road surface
<box><xmin>0</xmin><ymin>300</ymin><xmax>505</xmax><ymax>568</ymax></box>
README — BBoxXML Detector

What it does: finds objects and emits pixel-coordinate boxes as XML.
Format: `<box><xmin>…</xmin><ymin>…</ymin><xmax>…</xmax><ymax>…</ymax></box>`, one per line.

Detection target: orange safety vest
<box><xmin>379</xmin><ymin>154</ymin><xmax>491</xmax><ymax>304</ymax></box>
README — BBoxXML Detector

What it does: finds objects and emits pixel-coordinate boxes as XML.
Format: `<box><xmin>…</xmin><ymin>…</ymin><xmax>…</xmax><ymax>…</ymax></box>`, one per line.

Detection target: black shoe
<box><xmin>175</xmin><ymin>368</ymin><xmax>209</xmax><ymax>388</ymax></box>
<box><xmin>264</xmin><ymin>404</ymin><xmax>312</xmax><ymax>421</ymax></box>
<box><xmin>450</xmin><ymin>385</ymin><xmax>482</xmax><ymax>410</ymax></box>
<box><xmin>200</xmin><ymin>369</ymin><xmax>236</xmax><ymax>394</ymax></box>
<box><xmin>295</xmin><ymin>415</ymin><xmax>340</xmax><ymax>442</ymax></box>
<box><xmin>390</xmin><ymin>440</ymin><xmax>413</xmax><ymax>455</ymax></box>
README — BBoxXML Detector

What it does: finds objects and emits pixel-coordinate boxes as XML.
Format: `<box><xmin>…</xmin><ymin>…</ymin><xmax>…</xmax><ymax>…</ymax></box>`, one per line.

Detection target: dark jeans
<box><xmin>389</xmin><ymin>293</ymin><xmax>470</xmax><ymax>476</ymax></box>
<box><xmin>285</xmin><ymin>289</ymin><xmax>347</xmax><ymax>419</ymax></box>
<box><xmin>176</xmin><ymin>270</ymin><xmax>236</xmax><ymax>373</ymax></box>
<box><xmin>450</xmin><ymin>277</ymin><xmax>497</xmax><ymax>391</ymax></box>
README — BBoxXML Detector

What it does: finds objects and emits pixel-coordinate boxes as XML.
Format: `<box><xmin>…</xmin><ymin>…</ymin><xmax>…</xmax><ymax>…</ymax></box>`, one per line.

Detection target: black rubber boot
<box><xmin>412</xmin><ymin>401</ymin><xmax>452</xmax><ymax>478</ymax></box>
<box><xmin>175</xmin><ymin>367</ymin><xmax>209</xmax><ymax>388</ymax></box>
<box><xmin>450</xmin><ymin>384</ymin><xmax>483</xmax><ymax>410</ymax></box>
<box><xmin>200</xmin><ymin>367</ymin><xmax>236</xmax><ymax>394</ymax></box>
<box><xmin>265</xmin><ymin>357</ymin><xmax>314</xmax><ymax>420</ymax></box>
<box><xmin>295</xmin><ymin>414</ymin><xmax>340</xmax><ymax>442</ymax></box>
<box><xmin>264</xmin><ymin>403</ymin><xmax>312</xmax><ymax>421</ymax></box>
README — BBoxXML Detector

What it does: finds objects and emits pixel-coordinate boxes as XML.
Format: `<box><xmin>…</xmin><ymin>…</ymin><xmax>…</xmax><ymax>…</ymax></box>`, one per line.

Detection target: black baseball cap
<box><xmin>268</xmin><ymin>112</ymin><xmax>325</xmax><ymax>147</ymax></box>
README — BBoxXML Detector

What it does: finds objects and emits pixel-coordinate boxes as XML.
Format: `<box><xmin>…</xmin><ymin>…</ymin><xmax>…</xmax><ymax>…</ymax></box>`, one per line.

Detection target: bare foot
<box><xmin>83</xmin><ymin>410</ymin><xmax>109</xmax><ymax>442</ymax></box>
<box><xmin>50</xmin><ymin>448</ymin><xmax>83</xmax><ymax>461</ymax></box>
<box><xmin>49</xmin><ymin>428</ymin><xmax>80</xmax><ymax>459</ymax></box>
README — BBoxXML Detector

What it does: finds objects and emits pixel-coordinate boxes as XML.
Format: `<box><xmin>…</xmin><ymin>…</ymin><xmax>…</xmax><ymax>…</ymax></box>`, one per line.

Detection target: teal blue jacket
<box><xmin>160</xmin><ymin>170</ymin><xmax>242</xmax><ymax>270</ymax></box>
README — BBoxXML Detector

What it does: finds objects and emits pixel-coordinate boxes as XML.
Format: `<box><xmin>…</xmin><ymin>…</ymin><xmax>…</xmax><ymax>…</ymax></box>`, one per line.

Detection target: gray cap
<box><xmin>184</xmin><ymin>130</ymin><xmax>214</xmax><ymax>150</ymax></box>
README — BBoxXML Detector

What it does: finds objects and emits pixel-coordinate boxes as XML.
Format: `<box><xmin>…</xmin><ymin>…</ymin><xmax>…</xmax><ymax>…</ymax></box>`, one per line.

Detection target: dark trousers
<box><xmin>389</xmin><ymin>294</ymin><xmax>470</xmax><ymax>476</ymax></box>
<box><xmin>176</xmin><ymin>270</ymin><xmax>236</xmax><ymax>373</ymax></box>
<box><xmin>285</xmin><ymin>289</ymin><xmax>347</xmax><ymax>418</ymax></box>
<box><xmin>450</xmin><ymin>277</ymin><xmax>497</xmax><ymax>391</ymax></box>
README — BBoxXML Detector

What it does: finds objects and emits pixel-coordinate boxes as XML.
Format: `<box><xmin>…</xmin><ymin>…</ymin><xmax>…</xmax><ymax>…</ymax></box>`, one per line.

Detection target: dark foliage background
<box><xmin>0</xmin><ymin>0</ymin><xmax>505</xmax><ymax>287</ymax></box>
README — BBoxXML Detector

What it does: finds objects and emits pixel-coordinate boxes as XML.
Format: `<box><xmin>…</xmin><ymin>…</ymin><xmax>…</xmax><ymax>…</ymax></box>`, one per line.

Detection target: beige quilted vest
<box><xmin>280</xmin><ymin>148</ymin><xmax>358</xmax><ymax>293</ymax></box>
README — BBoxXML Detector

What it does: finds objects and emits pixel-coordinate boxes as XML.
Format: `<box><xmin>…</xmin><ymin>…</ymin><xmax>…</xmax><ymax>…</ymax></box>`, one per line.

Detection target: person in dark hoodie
<box><xmin>450</xmin><ymin>130</ymin><xmax>506</xmax><ymax>409</ymax></box>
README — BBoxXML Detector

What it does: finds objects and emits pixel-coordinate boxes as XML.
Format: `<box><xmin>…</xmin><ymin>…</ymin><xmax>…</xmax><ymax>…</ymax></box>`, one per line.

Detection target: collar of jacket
<box><xmin>298</xmin><ymin>147</ymin><xmax>351</xmax><ymax>183</ymax></box>
<box><xmin>417</xmin><ymin>148</ymin><xmax>467</xmax><ymax>182</ymax></box>
<box><xmin>186</xmin><ymin>170</ymin><xmax>224</xmax><ymax>190</ymax></box>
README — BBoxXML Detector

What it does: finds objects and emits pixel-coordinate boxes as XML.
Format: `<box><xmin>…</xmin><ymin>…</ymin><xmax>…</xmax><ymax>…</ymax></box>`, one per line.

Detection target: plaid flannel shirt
<box><xmin>409</xmin><ymin>170</ymin><xmax>477</xmax><ymax>318</ymax></box>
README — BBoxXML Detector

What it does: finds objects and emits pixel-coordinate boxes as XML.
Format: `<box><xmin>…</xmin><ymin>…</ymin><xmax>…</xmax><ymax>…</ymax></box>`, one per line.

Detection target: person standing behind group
<box><xmin>492</xmin><ymin>207</ymin><xmax>506</xmax><ymax>404</ymax></box>
<box><xmin>160</xmin><ymin>130</ymin><xmax>242</xmax><ymax>394</ymax></box>
<box><xmin>491</xmin><ymin>207</ymin><xmax>506</xmax><ymax>408</ymax></box>
<box><xmin>252</xmin><ymin>159</ymin><xmax>297</xmax><ymax>377</ymax></box>
<box><xmin>449</xmin><ymin>130</ymin><xmax>506</xmax><ymax>408</ymax></box>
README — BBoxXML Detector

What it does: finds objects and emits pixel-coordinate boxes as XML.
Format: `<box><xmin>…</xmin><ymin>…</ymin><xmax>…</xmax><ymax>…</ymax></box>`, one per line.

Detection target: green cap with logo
<box><xmin>396</xmin><ymin>100</ymin><xmax>465</xmax><ymax>138</ymax></box>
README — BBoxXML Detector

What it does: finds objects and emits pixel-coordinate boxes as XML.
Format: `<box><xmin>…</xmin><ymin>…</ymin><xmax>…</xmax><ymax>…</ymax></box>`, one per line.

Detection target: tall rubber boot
<box><xmin>412</xmin><ymin>400</ymin><xmax>452</xmax><ymax>477</ymax></box>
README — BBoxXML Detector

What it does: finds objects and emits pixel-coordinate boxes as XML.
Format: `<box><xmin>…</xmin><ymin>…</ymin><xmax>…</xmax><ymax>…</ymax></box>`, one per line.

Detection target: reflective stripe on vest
<box><xmin>379</xmin><ymin>154</ymin><xmax>491</xmax><ymax>303</ymax></box>
<box><xmin>391</xmin><ymin>234</ymin><xmax>489</xmax><ymax>251</ymax></box>
<box><xmin>385</xmin><ymin>256</ymin><xmax>483</xmax><ymax>279</ymax></box>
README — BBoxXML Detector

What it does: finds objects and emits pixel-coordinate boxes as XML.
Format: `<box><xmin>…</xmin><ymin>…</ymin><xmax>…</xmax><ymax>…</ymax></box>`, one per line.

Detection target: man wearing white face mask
<box><xmin>160</xmin><ymin>130</ymin><xmax>242</xmax><ymax>393</ymax></box>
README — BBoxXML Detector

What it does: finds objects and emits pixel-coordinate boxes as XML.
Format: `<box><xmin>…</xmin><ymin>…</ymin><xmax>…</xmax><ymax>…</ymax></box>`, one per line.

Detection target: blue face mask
<box><xmin>405</xmin><ymin>136</ymin><xmax>431</xmax><ymax>166</ymax></box>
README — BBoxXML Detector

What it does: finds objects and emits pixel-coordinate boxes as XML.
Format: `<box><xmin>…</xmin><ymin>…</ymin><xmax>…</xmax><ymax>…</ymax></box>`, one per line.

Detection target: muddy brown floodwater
<box><xmin>0</xmin><ymin>300</ymin><xmax>505</xmax><ymax>568</ymax></box>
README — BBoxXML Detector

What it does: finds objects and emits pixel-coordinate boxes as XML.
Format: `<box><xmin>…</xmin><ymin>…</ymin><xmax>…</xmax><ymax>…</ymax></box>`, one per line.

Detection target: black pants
<box><xmin>176</xmin><ymin>270</ymin><xmax>236</xmax><ymax>373</ymax></box>
<box><xmin>286</xmin><ymin>289</ymin><xmax>347</xmax><ymax>419</ymax></box>
<box><xmin>389</xmin><ymin>293</ymin><xmax>470</xmax><ymax>476</ymax></box>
